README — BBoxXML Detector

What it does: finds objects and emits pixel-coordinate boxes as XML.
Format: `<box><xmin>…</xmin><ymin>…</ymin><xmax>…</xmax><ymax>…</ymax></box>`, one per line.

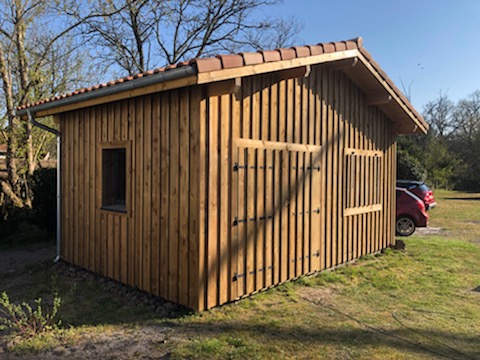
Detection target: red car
<box><xmin>396</xmin><ymin>187</ymin><xmax>429</xmax><ymax>236</ymax></box>
<box><xmin>396</xmin><ymin>180</ymin><xmax>437</xmax><ymax>210</ymax></box>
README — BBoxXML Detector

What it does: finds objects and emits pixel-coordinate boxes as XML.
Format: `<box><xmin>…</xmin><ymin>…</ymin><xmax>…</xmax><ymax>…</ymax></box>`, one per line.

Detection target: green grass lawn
<box><xmin>1</xmin><ymin>190</ymin><xmax>480</xmax><ymax>359</ymax></box>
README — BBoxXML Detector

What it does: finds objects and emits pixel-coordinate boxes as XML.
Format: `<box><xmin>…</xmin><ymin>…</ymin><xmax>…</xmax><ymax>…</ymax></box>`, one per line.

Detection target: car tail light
<box><xmin>416</xmin><ymin>199</ymin><xmax>425</xmax><ymax>211</ymax></box>
<box><xmin>426</xmin><ymin>190</ymin><xmax>433</xmax><ymax>200</ymax></box>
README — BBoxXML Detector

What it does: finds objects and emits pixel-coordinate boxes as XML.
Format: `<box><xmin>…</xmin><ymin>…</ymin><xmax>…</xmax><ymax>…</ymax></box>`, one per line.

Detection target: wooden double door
<box><xmin>231</xmin><ymin>139</ymin><xmax>323</xmax><ymax>299</ymax></box>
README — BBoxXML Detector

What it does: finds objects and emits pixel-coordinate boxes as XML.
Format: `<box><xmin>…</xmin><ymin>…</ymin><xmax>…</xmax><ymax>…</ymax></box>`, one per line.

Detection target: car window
<box><xmin>418</xmin><ymin>184</ymin><xmax>429</xmax><ymax>192</ymax></box>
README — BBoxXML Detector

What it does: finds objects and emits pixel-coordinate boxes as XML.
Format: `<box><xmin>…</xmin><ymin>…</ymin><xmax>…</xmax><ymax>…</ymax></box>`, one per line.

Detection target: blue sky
<box><xmin>272</xmin><ymin>0</ymin><xmax>480</xmax><ymax>112</ymax></box>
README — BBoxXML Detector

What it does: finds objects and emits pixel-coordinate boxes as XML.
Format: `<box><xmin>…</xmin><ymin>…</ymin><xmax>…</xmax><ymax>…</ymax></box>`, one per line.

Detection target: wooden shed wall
<box><xmin>198</xmin><ymin>64</ymin><xmax>396</xmax><ymax>310</ymax></box>
<box><xmin>60</xmin><ymin>88</ymin><xmax>201</xmax><ymax>309</ymax></box>
<box><xmin>59</xmin><ymin>63</ymin><xmax>396</xmax><ymax>312</ymax></box>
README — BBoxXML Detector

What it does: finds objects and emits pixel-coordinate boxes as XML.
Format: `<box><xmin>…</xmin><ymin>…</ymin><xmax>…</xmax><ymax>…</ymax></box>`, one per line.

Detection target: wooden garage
<box><xmin>18</xmin><ymin>37</ymin><xmax>428</xmax><ymax>311</ymax></box>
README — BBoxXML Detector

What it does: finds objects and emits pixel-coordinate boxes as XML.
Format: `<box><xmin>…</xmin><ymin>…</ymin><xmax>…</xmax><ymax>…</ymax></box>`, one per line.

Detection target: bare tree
<box><xmin>454</xmin><ymin>90</ymin><xmax>480</xmax><ymax>143</ymax></box>
<box><xmin>422</xmin><ymin>91</ymin><xmax>456</xmax><ymax>140</ymax></box>
<box><xmin>67</xmin><ymin>0</ymin><xmax>302</xmax><ymax>75</ymax></box>
<box><xmin>0</xmin><ymin>0</ymin><xmax>92</xmax><ymax>209</ymax></box>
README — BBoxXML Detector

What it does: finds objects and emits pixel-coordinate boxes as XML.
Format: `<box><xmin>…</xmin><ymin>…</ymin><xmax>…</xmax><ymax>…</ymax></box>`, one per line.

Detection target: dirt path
<box><xmin>0</xmin><ymin>244</ymin><xmax>55</xmax><ymax>276</ymax></box>
<box><xmin>0</xmin><ymin>244</ymin><xmax>178</xmax><ymax>359</ymax></box>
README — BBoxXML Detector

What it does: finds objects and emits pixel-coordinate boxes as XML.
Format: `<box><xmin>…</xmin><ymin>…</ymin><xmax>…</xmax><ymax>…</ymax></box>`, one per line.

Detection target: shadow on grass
<box><xmin>444</xmin><ymin>197</ymin><xmax>480</xmax><ymax>201</ymax></box>
<box><xmin>168</xmin><ymin>320</ymin><xmax>479</xmax><ymax>360</ymax></box>
<box><xmin>0</xmin><ymin>253</ymin><xmax>192</xmax><ymax>329</ymax></box>
<box><xmin>51</xmin><ymin>261</ymin><xmax>194</xmax><ymax>327</ymax></box>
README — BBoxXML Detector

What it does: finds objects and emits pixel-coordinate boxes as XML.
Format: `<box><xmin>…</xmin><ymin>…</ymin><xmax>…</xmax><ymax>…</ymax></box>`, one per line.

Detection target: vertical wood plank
<box><xmin>73</xmin><ymin>111</ymin><xmax>80</xmax><ymax>266</ymax></box>
<box><xmin>286</xmin><ymin>78</ymin><xmax>295</xmax><ymax>279</ymax></box>
<box><xmin>240</xmin><ymin>77</ymin><xmax>251</xmax><ymax>297</ymax></box>
<box><xmin>207</xmin><ymin>96</ymin><xmax>219</xmax><ymax>308</ymax></box>
<box><xmin>278</xmin><ymin>79</ymin><xmax>288</xmax><ymax>282</ymax></box>
<box><xmin>168</xmin><ymin>91</ymin><xmax>180</xmax><ymax>303</ymax></box>
<box><xmin>339</xmin><ymin>74</ymin><xmax>346</xmax><ymax>265</ymax></box>
<box><xmin>114</xmin><ymin>215</ymin><xmax>120</xmax><ymax>279</ymax></box>
<box><xmin>101</xmin><ymin>212</ymin><xmax>107</xmax><ymax>276</ymax></box>
<box><xmin>127</xmin><ymin>98</ymin><xmax>136</xmax><ymax>286</ymax></box>
<box><xmin>179</xmin><ymin>89</ymin><xmax>190</xmax><ymax>305</ymax></box>
<box><xmin>294</xmin><ymin>78</ymin><xmax>303</xmax><ymax>277</ymax></box>
<box><xmin>331</xmin><ymin>71</ymin><xmax>338</xmax><ymax>267</ymax></box>
<box><xmin>229</xmin><ymin>91</ymin><xmax>240</xmax><ymax>301</ymax></box>
<box><xmin>150</xmin><ymin>95</ymin><xmax>160</xmax><ymax>295</ymax></box>
<box><xmin>218</xmin><ymin>94</ymin><xmax>230</xmax><ymax>305</ymax></box>
<box><xmin>159</xmin><ymin>94</ymin><xmax>170</xmax><ymax>299</ymax></box>
<box><xmin>83</xmin><ymin>110</ymin><xmax>90</xmax><ymax>270</ymax></box>
<box><xmin>107</xmin><ymin>213</ymin><xmax>114</xmax><ymax>277</ymax></box>
<box><xmin>120</xmin><ymin>217</ymin><xmax>128</xmax><ymax>283</ymax></box>
<box><xmin>269</xmin><ymin>80</ymin><xmax>279</xmax><ymax>285</ymax></box>
<box><xmin>143</xmin><ymin>95</ymin><xmax>152</xmax><ymax>293</ymax></box>
<box><xmin>346</xmin><ymin>79</ymin><xmax>353</xmax><ymax>261</ymax></box>
<box><xmin>252</xmin><ymin>78</ymin><xmax>263</xmax><ymax>292</ymax></box>
<box><xmin>188</xmin><ymin>88</ymin><xmax>203</xmax><ymax>309</ymax></box>
<box><xmin>95</xmin><ymin>107</ymin><xmax>102</xmax><ymax>273</ymax></box>
<box><xmin>302</xmin><ymin>76</ymin><xmax>311</xmax><ymax>274</ymax></box>
<box><xmin>262</xmin><ymin>75</ymin><xmax>273</xmax><ymax>288</ymax></box>
<box><xmin>89</xmin><ymin>108</ymin><xmax>96</xmax><ymax>271</ymax></box>
<box><xmin>197</xmin><ymin>97</ymin><xmax>207</xmax><ymax>311</ymax></box>
<box><xmin>246</xmin><ymin>147</ymin><xmax>255</xmax><ymax>295</ymax></box>
<box><xmin>236</xmin><ymin>147</ymin><xmax>246</xmax><ymax>296</ymax></box>
<box><xmin>135</xmin><ymin>97</ymin><xmax>144</xmax><ymax>288</ymax></box>
<box><xmin>188</xmin><ymin>89</ymin><xmax>201</xmax><ymax>309</ymax></box>
<box><xmin>325</xmin><ymin>69</ymin><xmax>333</xmax><ymax>269</ymax></box>
<box><xmin>310</xmin><ymin>66</ymin><xmax>321</xmax><ymax>272</ymax></box>
<box><xmin>64</xmin><ymin>114</ymin><xmax>72</xmax><ymax>261</ymax></box>
<box><xmin>319</xmin><ymin>66</ymin><xmax>327</xmax><ymax>271</ymax></box>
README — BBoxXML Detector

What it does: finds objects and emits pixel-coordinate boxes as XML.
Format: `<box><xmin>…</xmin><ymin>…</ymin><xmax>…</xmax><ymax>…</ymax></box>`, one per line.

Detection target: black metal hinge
<box><xmin>232</xmin><ymin>272</ymin><xmax>245</xmax><ymax>281</ymax></box>
<box><xmin>233</xmin><ymin>163</ymin><xmax>248</xmax><ymax>172</ymax></box>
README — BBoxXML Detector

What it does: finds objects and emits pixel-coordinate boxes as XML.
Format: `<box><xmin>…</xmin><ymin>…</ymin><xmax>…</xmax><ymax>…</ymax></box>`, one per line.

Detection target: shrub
<box><xmin>0</xmin><ymin>292</ymin><xmax>61</xmax><ymax>337</ymax></box>
<box><xmin>29</xmin><ymin>168</ymin><xmax>56</xmax><ymax>236</ymax></box>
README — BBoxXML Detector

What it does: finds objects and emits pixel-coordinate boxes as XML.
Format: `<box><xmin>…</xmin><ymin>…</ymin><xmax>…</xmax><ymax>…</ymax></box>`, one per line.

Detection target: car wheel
<box><xmin>396</xmin><ymin>216</ymin><xmax>416</xmax><ymax>236</ymax></box>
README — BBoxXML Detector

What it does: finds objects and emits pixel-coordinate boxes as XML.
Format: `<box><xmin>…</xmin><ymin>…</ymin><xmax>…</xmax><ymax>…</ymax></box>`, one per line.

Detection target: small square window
<box><xmin>102</xmin><ymin>148</ymin><xmax>126</xmax><ymax>212</ymax></box>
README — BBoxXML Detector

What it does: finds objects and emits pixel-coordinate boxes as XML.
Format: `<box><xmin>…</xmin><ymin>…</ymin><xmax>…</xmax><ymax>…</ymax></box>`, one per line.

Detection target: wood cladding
<box><xmin>61</xmin><ymin>89</ymin><xmax>201</xmax><ymax>309</ymax></box>
<box><xmin>60</xmin><ymin>63</ymin><xmax>396</xmax><ymax>311</ymax></box>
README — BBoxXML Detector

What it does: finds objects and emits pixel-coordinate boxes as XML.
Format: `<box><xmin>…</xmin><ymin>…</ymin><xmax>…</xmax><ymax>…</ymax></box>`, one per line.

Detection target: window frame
<box><xmin>344</xmin><ymin>147</ymin><xmax>383</xmax><ymax>217</ymax></box>
<box><xmin>100</xmin><ymin>141</ymin><xmax>131</xmax><ymax>215</ymax></box>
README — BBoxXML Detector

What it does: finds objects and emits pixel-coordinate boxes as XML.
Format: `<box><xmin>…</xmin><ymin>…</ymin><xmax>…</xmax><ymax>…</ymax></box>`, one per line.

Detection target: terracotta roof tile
<box><xmin>260</xmin><ymin>50</ymin><xmax>281</xmax><ymax>62</ymax></box>
<box><xmin>193</xmin><ymin>57</ymin><xmax>222</xmax><ymax>72</ymax></box>
<box><xmin>216</xmin><ymin>54</ymin><xmax>244</xmax><ymax>69</ymax></box>
<box><xmin>176</xmin><ymin>61</ymin><xmax>190</xmax><ymax>68</ymax></box>
<box><xmin>308</xmin><ymin>45</ymin><xmax>324</xmax><ymax>56</ymax></box>
<box><xmin>241</xmin><ymin>52</ymin><xmax>264</xmax><ymax>65</ymax></box>
<box><xmin>293</xmin><ymin>46</ymin><xmax>311</xmax><ymax>58</ymax></box>
<box><xmin>163</xmin><ymin>64</ymin><xmax>174</xmax><ymax>71</ymax></box>
<box><xmin>277</xmin><ymin>48</ymin><xmax>296</xmax><ymax>60</ymax></box>
<box><xmin>334</xmin><ymin>42</ymin><xmax>347</xmax><ymax>51</ymax></box>
<box><xmin>345</xmin><ymin>40</ymin><xmax>357</xmax><ymax>50</ymax></box>
<box><xmin>322</xmin><ymin>43</ymin><xmax>335</xmax><ymax>53</ymax></box>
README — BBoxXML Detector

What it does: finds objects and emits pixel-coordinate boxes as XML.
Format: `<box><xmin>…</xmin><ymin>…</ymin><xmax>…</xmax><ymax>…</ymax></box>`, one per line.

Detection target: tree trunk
<box><xmin>15</xmin><ymin>3</ymin><xmax>36</xmax><ymax>176</ymax></box>
<box><xmin>1</xmin><ymin>181</ymin><xmax>25</xmax><ymax>208</ymax></box>
<box><xmin>0</xmin><ymin>45</ymin><xmax>21</xmax><ymax>195</ymax></box>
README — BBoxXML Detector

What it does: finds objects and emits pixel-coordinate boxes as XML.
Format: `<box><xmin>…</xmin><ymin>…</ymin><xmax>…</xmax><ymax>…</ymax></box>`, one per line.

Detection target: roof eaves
<box><xmin>357</xmin><ymin>48</ymin><xmax>428</xmax><ymax>134</ymax></box>
<box><xmin>17</xmin><ymin>36</ymin><xmax>426</xmax><ymax>135</ymax></box>
<box><xmin>17</xmin><ymin>65</ymin><xmax>198</xmax><ymax>118</ymax></box>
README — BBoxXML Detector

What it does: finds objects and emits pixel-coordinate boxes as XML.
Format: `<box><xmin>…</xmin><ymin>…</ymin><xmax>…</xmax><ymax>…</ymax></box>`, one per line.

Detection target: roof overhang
<box><xmin>17</xmin><ymin>38</ymin><xmax>427</xmax><ymax>135</ymax></box>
